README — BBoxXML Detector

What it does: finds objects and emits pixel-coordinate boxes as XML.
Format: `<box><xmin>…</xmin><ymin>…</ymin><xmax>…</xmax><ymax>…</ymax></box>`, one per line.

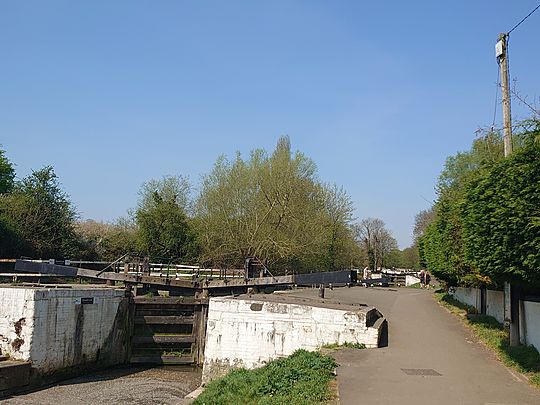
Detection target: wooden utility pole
<box><xmin>497</xmin><ymin>33</ymin><xmax>520</xmax><ymax>346</ymax></box>
<box><xmin>497</xmin><ymin>33</ymin><xmax>513</xmax><ymax>156</ymax></box>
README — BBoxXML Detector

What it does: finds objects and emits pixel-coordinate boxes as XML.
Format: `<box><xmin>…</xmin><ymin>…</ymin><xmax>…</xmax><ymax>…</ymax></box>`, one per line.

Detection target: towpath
<box><xmin>290</xmin><ymin>287</ymin><xmax>540</xmax><ymax>405</ymax></box>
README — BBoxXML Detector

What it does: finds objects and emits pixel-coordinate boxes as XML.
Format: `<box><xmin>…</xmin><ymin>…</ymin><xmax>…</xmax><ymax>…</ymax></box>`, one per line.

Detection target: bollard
<box><xmin>318</xmin><ymin>285</ymin><xmax>325</xmax><ymax>299</ymax></box>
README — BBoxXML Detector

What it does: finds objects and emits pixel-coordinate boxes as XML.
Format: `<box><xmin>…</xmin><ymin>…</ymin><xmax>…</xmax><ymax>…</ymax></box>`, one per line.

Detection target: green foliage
<box><xmin>136</xmin><ymin>190</ymin><xmax>198</xmax><ymax>261</ymax></box>
<box><xmin>420</xmin><ymin>194</ymin><xmax>468</xmax><ymax>284</ymax></box>
<box><xmin>436</xmin><ymin>292</ymin><xmax>478</xmax><ymax>315</ymax></box>
<box><xmin>193</xmin><ymin>350</ymin><xmax>337</xmax><ymax>405</ymax></box>
<box><xmin>0</xmin><ymin>166</ymin><xmax>78</xmax><ymax>258</ymax></box>
<box><xmin>322</xmin><ymin>341</ymin><xmax>366</xmax><ymax>350</ymax></box>
<box><xmin>0</xmin><ymin>146</ymin><xmax>15</xmax><ymax>194</ymax></box>
<box><xmin>0</xmin><ymin>147</ymin><xmax>21</xmax><ymax>256</ymax></box>
<box><xmin>195</xmin><ymin>136</ymin><xmax>358</xmax><ymax>272</ymax></box>
<box><xmin>462</xmin><ymin>132</ymin><xmax>540</xmax><ymax>285</ymax></box>
<box><xmin>385</xmin><ymin>246</ymin><xmax>420</xmax><ymax>270</ymax></box>
<box><xmin>0</xmin><ymin>141</ymin><xmax>361</xmax><ymax>270</ymax></box>
<box><xmin>419</xmin><ymin>122</ymin><xmax>540</xmax><ymax>287</ymax></box>
<box><xmin>138</xmin><ymin>175</ymin><xmax>191</xmax><ymax>213</ymax></box>
<box><xmin>74</xmin><ymin>218</ymin><xmax>138</xmax><ymax>260</ymax></box>
<box><xmin>0</xmin><ymin>211</ymin><xmax>27</xmax><ymax>257</ymax></box>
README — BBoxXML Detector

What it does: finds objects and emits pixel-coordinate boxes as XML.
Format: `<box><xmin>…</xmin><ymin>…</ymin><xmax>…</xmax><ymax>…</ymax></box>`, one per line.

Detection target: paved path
<box><xmin>291</xmin><ymin>287</ymin><xmax>540</xmax><ymax>405</ymax></box>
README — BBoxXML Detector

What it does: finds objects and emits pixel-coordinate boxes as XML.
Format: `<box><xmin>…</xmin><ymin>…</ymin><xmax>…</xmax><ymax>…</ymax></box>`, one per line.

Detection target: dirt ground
<box><xmin>3</xmin><ymin>365</ymin><xmax>201</xmax><ymax>405</ymax></box>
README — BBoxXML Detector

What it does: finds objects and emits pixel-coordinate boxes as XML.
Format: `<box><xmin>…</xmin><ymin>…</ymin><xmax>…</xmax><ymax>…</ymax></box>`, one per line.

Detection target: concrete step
<box><xmin>134</xmin><ymin>315</ymin><xmax>195</xmax><ymax>325</ymax></box>
<box><xmin>130</xmin><ymin>355</ymin><xmax>194</xmax><ymax>365</ymax></box>
<box><xmin>132</xmin><ymin>335</ymin><xmax>196</xmax><ymax>344</ymax></box>
<box><xmin>0</xmin><ymin>361</ymin><xmax>31</xmax><ymax>394</ymax></box>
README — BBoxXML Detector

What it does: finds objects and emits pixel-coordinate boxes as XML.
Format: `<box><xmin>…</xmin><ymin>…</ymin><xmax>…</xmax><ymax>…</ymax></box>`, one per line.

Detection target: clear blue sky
<box><xmin>1</xmin><ymin>1</ymin><xmax>539</xmax><ymax>248</ymax></box>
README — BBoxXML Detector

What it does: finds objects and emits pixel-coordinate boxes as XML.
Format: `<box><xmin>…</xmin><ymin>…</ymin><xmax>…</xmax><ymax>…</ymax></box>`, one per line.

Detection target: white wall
<box><xmin>0</xmin><ymin>286</ymin><xmax>127</xmax><ymax>374</ymax></box>
<box><xmin>405</xmin><ymin>275</ymin><xmax>421</xmax><ymax>286</ymax></box>
<box><xmin>520</xmin><ymin>301</ymin><xmax>540</xmax><ymax>351</ymax></box>
<box><xmin>451</xmin><ymin>287</ymin><xmax>505</xmax><ymax>320</ymax></box>
<box><xmin>450</xmin><ymin>287</ymin><xmax>540</xmax><ymax>353</ymax></box>
<box><xmin>202</xmin><ymin>296</ymin><xmax>384</xmax><ymax>382</ymax></box>
<box><xmin>486</xmin><ymin>290</ymin><xmax>505</xmax><ymax>324</ymax></box>
<box><xmin>0</xmin><ymin>287</ymin><xmax>35</xmax><ymax>361</ymax></box>
<box><xmin>452</xmin><ymin>287</ymin><xmax>480</xmax><ymax>309</ymax></box>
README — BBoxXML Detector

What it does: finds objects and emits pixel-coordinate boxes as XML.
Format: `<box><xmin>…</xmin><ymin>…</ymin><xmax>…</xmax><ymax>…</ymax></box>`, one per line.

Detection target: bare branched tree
<box><xmin>355</xmin><ymin>218</ymin><xmax>397</xmax><ymax>270</ymax></box>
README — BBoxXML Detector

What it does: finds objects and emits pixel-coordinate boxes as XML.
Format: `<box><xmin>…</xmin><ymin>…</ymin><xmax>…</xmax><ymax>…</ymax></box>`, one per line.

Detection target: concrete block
<box><xmin>202</xmin><ymin>294</ymin><xmax>384</xmax><ymax>382</ymax></box>
<box><xmin>486</xmin><ymin>290</ymin><xmax>504</xmax><ymax>323</ymax></box>
<box><xmin>452</xmin><ymin>287</ymin><xmax>480</xmax><ymax>310</ymax></box>
<box><xmin>0</xmin><ymin>360</ymin><xmax>31</xmax><ymax>395</ymax></box>
<box><xmin>520</xmin><ymin>300</ymin><xmax>540</xmax><ymax>352</ymax></box>
<box><xmin>0</xmin><ymin>286</ymin><xmax>129</xmax><ymax>375</ymax></box>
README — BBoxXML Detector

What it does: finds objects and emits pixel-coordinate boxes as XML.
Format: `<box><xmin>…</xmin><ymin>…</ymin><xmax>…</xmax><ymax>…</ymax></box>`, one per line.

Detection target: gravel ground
<box><xmin>3</xmin><ymin>366</ymin><xmax>201</xmax><ymax>405</ymax></box>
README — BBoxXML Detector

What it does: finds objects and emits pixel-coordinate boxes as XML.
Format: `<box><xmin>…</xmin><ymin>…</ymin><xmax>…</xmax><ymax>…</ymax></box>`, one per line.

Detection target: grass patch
<box><xmin>193</xmin><ymin>350</ymin><xmax>337</xmax><ymax>405</ymax></box>
<box><xmin>408</xmin><ymin>282</ymin><xmax>422</xmax><ymax>289</ymax></box>
<box><xmin>435</xmin><ymin>291</ymin><xmax>478</xmax><ymax>316</ymax></box>
<box><xmin>436</xmin><ymin>292</ymin><xmax>540</xmax><ymax>387</ymax></box>
<box><xmin>322</xmin><ymin>342</ymin><xmax>366</xmax><ymax>350</ymax></box>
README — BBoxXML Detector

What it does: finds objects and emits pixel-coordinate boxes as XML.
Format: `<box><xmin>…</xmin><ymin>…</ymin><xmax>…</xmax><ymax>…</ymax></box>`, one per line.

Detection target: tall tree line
<box><xmin>418</xmin><ymin>119</ymin><xmax>540</xmax><ymax>287</ymax></box>
<box><xmin>2</xmin><ymin>138</ymin><xmax>404</xmax><ymax>273</ymax></box>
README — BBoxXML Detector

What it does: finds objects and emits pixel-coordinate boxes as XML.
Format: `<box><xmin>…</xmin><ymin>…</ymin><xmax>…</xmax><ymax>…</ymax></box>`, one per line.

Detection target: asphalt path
<box><xmin>291</xmin><ymin>287</ymin><xmax>540</xmax><ymax>405</ymax></box>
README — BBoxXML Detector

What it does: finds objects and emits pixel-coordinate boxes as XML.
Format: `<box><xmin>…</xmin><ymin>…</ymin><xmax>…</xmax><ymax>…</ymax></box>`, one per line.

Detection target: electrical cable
<box><xmin>507</xmin><ymin>3</ymin><xmax>540</xmax><ymax>35</ymax></box>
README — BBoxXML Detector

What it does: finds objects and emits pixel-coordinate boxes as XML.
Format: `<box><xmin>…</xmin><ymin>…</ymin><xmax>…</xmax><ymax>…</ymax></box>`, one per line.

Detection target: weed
<box><xmin>193</xmin><ymin>350</ymin><xmax>337</xmax><ymax>405</ymax></box>
<box><xmin>322</xmin><ymin>342</ymin><xmax>366</xmax><ymax>350</ymax></box>
<box><xmin>162</xmin><ymin>350</ymin><xmax>185</xmax><ymax>357</ymax></box>
<box><xmin>435</xmin><ymin>292</ymin><xmax>478</xmax><ymax>315</ymax></box>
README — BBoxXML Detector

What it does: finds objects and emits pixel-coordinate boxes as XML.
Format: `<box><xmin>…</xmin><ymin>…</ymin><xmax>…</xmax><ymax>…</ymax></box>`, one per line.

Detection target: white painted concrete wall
<box><xmin>486</xmin><ymin>290</ymin><xmax>505</xmax><ymax>324</ymax></box>
<box><xmin>405</xmin><ymin>275</ymin><xmax>421</xmax><ymax>287</ymax></box>
<box><xmin>0</xmin><ymin>287</ymin><xmax>35</xmax><ymax>361</ymax></box>
<box><xmin>520</xmin><ymin>301</ymin><xmax>540</xmax><ymax>351</ymax></box>
<box><xmin>452</xmin><ymin>287</ymin><xmax>480</xmax><ymax>309</ymax></box>
<box><xmin>451</xmin><ymin>287</ymin><xmax>505</xmax><ymax>320</ymax></box>
<box><xmin>450</xmin><ymin>287</ymin><xmax>540</xmax><ymax>352</ymax></box>
<box><xmin>202</xmin><ymin>296</ymin><xmax>383</xmax><ymax>382</ymax></box>
<box><xmin>0</xmin><ymin>286</ymin><xmax>127</xmax><ymax>374</ymax></box>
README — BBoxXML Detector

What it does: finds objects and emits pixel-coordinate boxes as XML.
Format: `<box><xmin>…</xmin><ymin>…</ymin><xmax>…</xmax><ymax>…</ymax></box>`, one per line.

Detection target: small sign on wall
<box><xmin>76</xmin><ymin>297</ymin><xmax>95</xmax><ymax>305</ymax></box>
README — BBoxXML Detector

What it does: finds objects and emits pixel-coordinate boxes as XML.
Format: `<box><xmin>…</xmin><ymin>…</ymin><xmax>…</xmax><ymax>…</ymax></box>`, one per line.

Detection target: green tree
<box><xmin>419</xmin><ymin>131</ymin><xmax>506</xmax><ymax>283</ymax></box>
<box><xmin>195</xmin><ymin>136</ymin><xmax>360</xmax><ymax>272</ymax></box>
<box><xmin>0</xmin><ymin>146</ymin><xmax>22</xmax><ymax>256</ymax></box>
<box><xmin>419</xmin><ymin>122</ymin><xmax>540</xmax><ymax>286</ymax></box>
<box><xmin>320</xmin><ymin>184</ymin><xmax>356</xmax><ymax>270</ymax></box>
<box><xmin>0</xmin><ymin>146</ymin><xmax>15</xmax><ymax>194</ymax></box>
<box><xmin>74</xmin><ymin>217</ymin><xmax>138</xmax><ymax>261</ymax></box>
<box><xmin>0</xmin><ymin>166</ymin><xmax>78</xmax><ymax>258</ymax></box>
<box><xmin>462</xmin><ymin>128</ymin><xmax>540</xmax><ymax>285</ymax></box>
<box><xmin>413</xmin><ymin>208</ymin><xmax>436</xmax><ymax>244</ymax></box>
<box><xmin>136</xmin><ymin>178</ymin><xmax>197</xmax><ymax>261</ymax></box>
<box><xmin>138</xmin><ymin>175</ymin><xmax>191</xmax><ymax>213</ymax></box>
<box><xmin>386</xmin><ymin>246</ymin><xmax>420</xmax><ymax>270</ymax></box>
<box><xmin>0</xmin><ymin>212</ymin><xmax>26</xmax><ymax>258</ymax></box>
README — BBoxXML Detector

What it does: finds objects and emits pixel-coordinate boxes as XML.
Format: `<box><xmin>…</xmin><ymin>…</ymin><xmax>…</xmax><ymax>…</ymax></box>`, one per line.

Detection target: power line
<box><xmin>508</xmin><ymin>3</ymin><xmax>540</xmax><ymax>35</ymax></box>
